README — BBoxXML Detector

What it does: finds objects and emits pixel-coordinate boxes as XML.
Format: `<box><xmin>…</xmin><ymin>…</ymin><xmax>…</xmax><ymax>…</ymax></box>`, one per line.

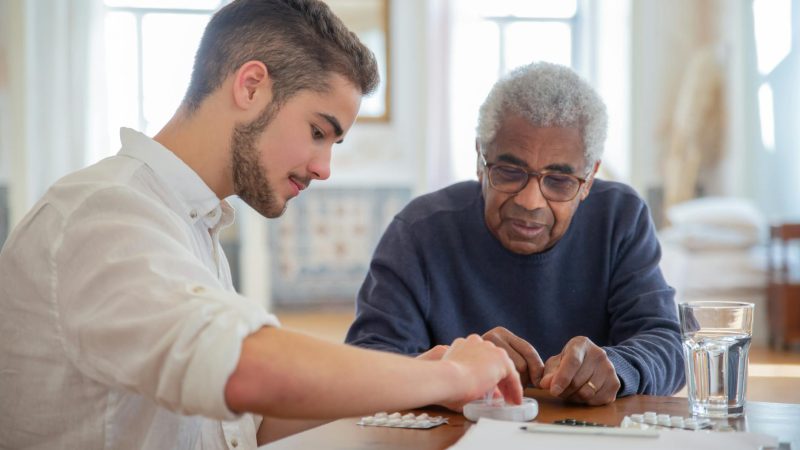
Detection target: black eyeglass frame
<box><xmin>479</xmin><ymin>153</ymin><xmax>590</xmax><ymax>202</ymax></box>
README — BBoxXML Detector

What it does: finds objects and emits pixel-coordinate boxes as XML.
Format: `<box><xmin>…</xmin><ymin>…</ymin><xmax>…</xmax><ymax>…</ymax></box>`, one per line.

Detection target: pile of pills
<box><xmin>620</xmin><ymin>412</ymin><xmax>713</xmax><ymax>430</ymax></box>
<box><xmin>358</xmin><ymin>412</ymin><xmax>448</xmax><ymax>429</ymax></box>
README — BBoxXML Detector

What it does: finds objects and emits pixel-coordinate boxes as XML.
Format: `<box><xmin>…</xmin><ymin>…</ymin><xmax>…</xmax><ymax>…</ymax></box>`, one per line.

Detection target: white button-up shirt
<box><xmin>0</xmin><ymin>128</ymin><xmax>279</xmax><ymax>449</ymax></box>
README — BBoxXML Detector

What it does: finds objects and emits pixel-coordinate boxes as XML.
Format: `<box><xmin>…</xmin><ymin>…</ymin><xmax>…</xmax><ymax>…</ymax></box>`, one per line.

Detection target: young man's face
<box><xmin>232</xmin><ymin>74</ymin><xmax>361</xmax><ymax>218</ymax></box>
<box><xmin>478</xmin><ymin>114</ymin><xmax>597</xmax><ymax>255</ymax></box>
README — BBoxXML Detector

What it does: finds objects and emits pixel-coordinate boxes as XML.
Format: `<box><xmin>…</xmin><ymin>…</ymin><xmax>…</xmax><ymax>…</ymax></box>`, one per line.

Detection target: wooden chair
<box><xmin>767</xmin><ymin>223</ymin><xmax>800</xmax><ymax>350</ymax></box>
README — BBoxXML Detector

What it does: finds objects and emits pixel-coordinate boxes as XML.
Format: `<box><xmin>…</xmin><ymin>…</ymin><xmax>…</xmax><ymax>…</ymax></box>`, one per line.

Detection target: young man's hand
<box><xmin>436</xmin><ymin>335</ymin><xmax>523</xmax><ymax>411</ymax></box>
<box><xmin>537</xmin><ymin>336</ymin><xmax>620</xmax><ymax>405</ymax></box>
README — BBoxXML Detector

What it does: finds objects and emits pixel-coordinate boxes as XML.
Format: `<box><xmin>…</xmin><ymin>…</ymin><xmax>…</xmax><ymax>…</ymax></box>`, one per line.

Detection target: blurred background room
<box><xmin>1</xmin><ymin>0</ymin><xmax>799</xmax><ymax>397</ymax></box>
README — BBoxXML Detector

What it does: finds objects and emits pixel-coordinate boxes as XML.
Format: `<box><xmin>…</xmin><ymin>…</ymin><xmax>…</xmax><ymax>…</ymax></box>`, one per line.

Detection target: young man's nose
<box><xmin>308</xmin><ymin>146</ymin><xmax>332</xmax><ymax>180</ymax></box>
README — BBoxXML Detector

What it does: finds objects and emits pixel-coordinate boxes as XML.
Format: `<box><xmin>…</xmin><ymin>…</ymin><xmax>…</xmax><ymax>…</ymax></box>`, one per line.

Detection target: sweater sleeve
<box><xmin>603</xmin><ymin>200</ymin><xmax>685</xmax><ymax>397</ymax></box>
<box><xmin>345</xmin><ymin>217</ymin><xmax>432</xmax><ymax>355</ymax></box>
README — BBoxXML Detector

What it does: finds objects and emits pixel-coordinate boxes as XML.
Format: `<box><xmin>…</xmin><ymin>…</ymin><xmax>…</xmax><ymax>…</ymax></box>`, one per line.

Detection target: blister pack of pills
<box><xmin>620</xmin><ymin>411</ymin><xmax>718</xmax><ymax>431</ymax></box>
<box><xmin>358</xmin><ymin>412</ymin><xmax>448</xmax><ymax>429</ymax></box>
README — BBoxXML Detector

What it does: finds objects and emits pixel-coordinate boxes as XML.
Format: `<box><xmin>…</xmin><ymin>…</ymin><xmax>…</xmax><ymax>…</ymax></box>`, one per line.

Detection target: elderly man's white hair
<box><xmin>476</xmin><ymin>62</ymin><xmax>607</xmax><ymax>168</ymax></box>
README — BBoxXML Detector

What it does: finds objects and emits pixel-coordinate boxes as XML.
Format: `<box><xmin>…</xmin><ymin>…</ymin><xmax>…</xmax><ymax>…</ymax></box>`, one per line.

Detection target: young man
<box><xmin>0</xmin><ymin>1</ymin><xmax>521</xmax><ymax>448</ymax></box>
<box><xmin>347</xmin><ymin>62</ymin><xmax>685</xmax><ymax>406</ymax></box>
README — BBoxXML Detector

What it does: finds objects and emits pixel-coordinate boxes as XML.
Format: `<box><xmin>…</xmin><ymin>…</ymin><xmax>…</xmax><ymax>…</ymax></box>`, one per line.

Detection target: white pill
<box><xmin>388</xmin><ymin>412</ymin><xmax>402</xmax><ymax>419</ymax></box>
<box><xmin>361</xmin><ymin>417</ymin><xmax>374</xmax><ymax>425</ymax></box>
<box><xmin>417</xmin><ymin>413</ymin><xmax>429</xmax><ymax>420</ymax></box>
<box><xmin>373</xmin><ymin>417</ymin><xmax>387</xmax><ymax>425</ymax></box>
<box><xmin>630</xmin><ymin>414</ymin><xmax>644</xmax><ymax>423</ymax></box>
<box><xmin>374</xmin><ymin>412</ymin><xmax>388</xmax><ymax>418</ymax></box>
<box><xmin>402</xmin><ymin>413</ymin><xmax>416</xmax><ymax>420</ymax></box>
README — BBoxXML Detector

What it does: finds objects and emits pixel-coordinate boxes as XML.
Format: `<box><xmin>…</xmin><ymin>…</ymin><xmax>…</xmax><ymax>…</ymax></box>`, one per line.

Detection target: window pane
<box><xmin>449</xmin><ymin>19</ymin><xmax>500</xmax><ymax>181</ymax></box>
<box><xmin>104</xmin><ymin>11</ymin><xmax>140</xmax><ymax>152</ymax></box>
<box><xmin>477</xmin><ymin>0</ymin><xmax>576</xmax><ymax>18</ymax></box>
<box><xmin>752</xmin><ymin>0</ymin><xmax>791</xmax><ymax>75</ymax></box>
<box><xmin>105</xmin><ymin>0</ymin><xmax>222</xmax><ymax>10</ymax></box>
<box><xmin>504</xmin><ymin>22</ymin><xmax>572</xmax><ymax>72</ymax></box>
<box><xmin>758</xmin><ymin>83</ymin><xmax>775</xmax><ymax>152</ymax></box>
<box><xmin>141</xmin><ymin>13</ymin><xmax>210</xmax><ymax>135</ymax></box>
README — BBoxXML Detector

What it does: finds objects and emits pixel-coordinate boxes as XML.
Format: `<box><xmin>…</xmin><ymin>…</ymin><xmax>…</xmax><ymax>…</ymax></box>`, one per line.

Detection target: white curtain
<box><xmin>2</xmin><ymin>0</ymin><xmax>105</xmax><ymax>226</ymax></box>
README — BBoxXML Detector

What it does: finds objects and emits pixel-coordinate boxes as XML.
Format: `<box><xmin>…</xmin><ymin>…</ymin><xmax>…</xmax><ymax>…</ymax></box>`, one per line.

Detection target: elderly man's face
<box><xmin>478</xmin><ymin>115</ymin><xmax>597</xmax><ymax>255</ymax></box>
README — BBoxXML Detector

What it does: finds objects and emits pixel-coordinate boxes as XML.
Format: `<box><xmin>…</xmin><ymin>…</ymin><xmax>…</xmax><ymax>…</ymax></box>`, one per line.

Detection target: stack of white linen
<box><xmin>658</xmin><ymin>197</ymin><xmax>769</xmax><ymax>346</ymax></box>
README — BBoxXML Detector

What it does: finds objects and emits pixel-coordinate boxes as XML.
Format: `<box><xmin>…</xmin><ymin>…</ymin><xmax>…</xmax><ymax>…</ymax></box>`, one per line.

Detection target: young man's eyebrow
<box><xmin>317</xmin><ymin>113</ymin><xmax>344</xmax><ymax>143</ymax></box>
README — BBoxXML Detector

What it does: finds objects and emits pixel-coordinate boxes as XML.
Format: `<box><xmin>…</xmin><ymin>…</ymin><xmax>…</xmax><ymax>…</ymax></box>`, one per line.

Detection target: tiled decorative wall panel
<box><xmin>269</xmin><ymin>187</ymin><xmax>411</xmax><ymax>306</ymax></box>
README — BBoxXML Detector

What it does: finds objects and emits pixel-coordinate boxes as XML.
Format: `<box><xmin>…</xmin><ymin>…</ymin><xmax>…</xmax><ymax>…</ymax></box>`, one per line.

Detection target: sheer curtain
<box><xmin>749</xmin><ymin>0</ymin><xmax>800</xmax><ymax>220</ymax></box>
<box><xmin>2</xmin><ymin>0</ymin><xmax>105</xmax><ymax>226</ymax></box>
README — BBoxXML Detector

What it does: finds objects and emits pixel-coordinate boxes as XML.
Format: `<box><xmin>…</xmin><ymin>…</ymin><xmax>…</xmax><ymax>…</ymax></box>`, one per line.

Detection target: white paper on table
<box><xmin>448</xmin><ymin>418</ymin><xmax>779</xmax><ymax>450</ymax></box>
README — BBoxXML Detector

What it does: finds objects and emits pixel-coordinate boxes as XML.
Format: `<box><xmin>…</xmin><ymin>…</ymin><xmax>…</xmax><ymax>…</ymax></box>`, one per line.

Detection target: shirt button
<box><xmin>231</xmin><ymin>438</ymin><xmax>238</xmax><ymax>447</ymax></box>
<box><xmin>190</xmin><ymin>210</ymin><xmax>198</xmax><ymax>219</ymax></box>
<box><xmin>191</xmin><ymin>286</ymin><xmax>205</xmax><ymax>294</ymax></box>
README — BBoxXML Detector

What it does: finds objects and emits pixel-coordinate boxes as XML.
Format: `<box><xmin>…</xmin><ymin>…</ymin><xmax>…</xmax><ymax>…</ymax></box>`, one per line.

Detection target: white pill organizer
<box><xmin>463</xmin><ymin>397</ymin><xmax>539</xmax><ymax>422</ymax></box>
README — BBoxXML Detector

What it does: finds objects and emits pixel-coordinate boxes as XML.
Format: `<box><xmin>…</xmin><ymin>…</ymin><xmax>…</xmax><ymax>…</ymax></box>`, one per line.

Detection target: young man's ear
<box><xmin>232</xmin><ymin>60</ymin><xmax>271</xmax><ymax>111</ymax></box>
<box><xmin>579</xmin><ymin>160</ymin><xmax>602</xmax><ymax>201</ymax></box>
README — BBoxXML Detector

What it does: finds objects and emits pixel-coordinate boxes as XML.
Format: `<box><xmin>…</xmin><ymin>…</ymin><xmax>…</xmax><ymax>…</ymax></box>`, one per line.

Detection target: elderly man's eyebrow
<box><xmin>495</xmin><ymin>154</ymin><xmax>577</xmax><ymax>174</ymax></box>
<box><xmin>317</xmin><ymin>113</ymin><xmax>344</xmax><ymax>143</ymax></box>
<box><xmin>543</xmin><ymin>163</ymin><xmax>576</xmax><ymax>174</ymax></box>
<box><xmin>495</xmin><ymin>154</ymin><xmax>527</xmax><ymax>166</ymax></box>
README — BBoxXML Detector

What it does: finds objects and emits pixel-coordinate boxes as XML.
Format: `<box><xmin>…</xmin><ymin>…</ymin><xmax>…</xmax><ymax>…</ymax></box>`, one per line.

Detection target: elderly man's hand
<box><xmin>537</xmin><ymin>336</ymin><xmax>620</xmax><ymax>405</ymax></box>
<box><xmin>481</xmin><ymin>326</ymin><xmax>544</xmax><ymax>387</ymax></box>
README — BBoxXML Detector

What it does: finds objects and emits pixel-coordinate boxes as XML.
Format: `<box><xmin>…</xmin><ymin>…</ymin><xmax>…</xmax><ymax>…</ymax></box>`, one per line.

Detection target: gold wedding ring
<box><xmin>586</xmin><ymin>380</ymin><xmax>598</xmax><ymax>393</ymax></box>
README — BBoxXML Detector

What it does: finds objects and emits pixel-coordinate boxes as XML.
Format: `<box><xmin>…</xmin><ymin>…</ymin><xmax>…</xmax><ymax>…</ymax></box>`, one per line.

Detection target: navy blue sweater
<box><xmin>346</xmin><ymin>180</ymin><xmax>685</xmax><ymax>396</ymax></box>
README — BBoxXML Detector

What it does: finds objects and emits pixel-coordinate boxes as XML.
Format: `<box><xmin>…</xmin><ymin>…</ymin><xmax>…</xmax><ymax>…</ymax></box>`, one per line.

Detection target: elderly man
<box><xmin>346</xmin><ymin>62</ymin><xmax>684</xmax><ymax>405</ymax></box>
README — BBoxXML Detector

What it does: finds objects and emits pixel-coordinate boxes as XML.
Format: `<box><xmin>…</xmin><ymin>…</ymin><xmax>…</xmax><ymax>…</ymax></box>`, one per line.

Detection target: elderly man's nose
<box><xmin>513</xmin><ymin>177</ymin><xmax>548</xmax><ymax>210</ymax></box>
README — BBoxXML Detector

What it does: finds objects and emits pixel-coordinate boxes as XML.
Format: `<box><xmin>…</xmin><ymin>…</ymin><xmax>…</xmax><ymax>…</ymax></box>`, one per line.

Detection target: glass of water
<box><xmin>679</xmin><ymin>301</ymin><xmax>754</xmax><ymax>418</ymax></box>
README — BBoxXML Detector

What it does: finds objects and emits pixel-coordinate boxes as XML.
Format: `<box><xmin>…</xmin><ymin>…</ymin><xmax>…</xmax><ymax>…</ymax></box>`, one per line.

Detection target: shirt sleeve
<box><xmin>53</xmin><ymin>186</ymin><xmax>278</xmax><ymax>420</ymax></box>
<box><xmin>345</xmin><ymin>217</ymin><xmax>433</xmax><ymax>355</ymax></box>
<box><xmin>603</xmin><ymin>200</ymin><xmax>685</xmax><ymax>397</ymax></box>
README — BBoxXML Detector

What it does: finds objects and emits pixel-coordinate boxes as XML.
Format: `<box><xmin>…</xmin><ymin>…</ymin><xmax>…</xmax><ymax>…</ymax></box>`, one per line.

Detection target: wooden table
<box><xmin>264</xmin><ymin>389</ymin><xmax>800</xmax><ymax>449</ymax></box>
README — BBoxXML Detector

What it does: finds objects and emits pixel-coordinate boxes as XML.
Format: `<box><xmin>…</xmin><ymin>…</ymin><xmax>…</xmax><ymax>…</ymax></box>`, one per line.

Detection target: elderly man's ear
<box><xmin>580</xmin><ymin>160</ymin><xmax>602</xmax><ymax>201</ymax></box>
<box><xmin>475</xmin><ymin>139</ymin><xmax>483</xmax><ymax>181</ymax></box>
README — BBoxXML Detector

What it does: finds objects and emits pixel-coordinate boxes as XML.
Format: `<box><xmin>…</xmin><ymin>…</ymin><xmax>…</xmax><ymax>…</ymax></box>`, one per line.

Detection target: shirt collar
<box><xmin>117</xmin><ymin>127</ymin><xmax>229</xmax><ymax>227</ymax></box>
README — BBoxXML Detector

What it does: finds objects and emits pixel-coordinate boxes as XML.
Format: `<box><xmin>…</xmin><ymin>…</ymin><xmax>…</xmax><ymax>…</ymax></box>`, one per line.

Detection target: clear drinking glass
<box><xmin>679</xmin><ymin>301</ymin><xmax>754</xmax><ymax>418</ymax></box>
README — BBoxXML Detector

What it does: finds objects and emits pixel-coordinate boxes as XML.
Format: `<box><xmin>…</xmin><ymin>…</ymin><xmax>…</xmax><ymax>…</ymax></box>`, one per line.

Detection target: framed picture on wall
<box><xmin>325</xmin><ymin>0</ymin><xmax>390</xmax><ymax>122</ymax></box>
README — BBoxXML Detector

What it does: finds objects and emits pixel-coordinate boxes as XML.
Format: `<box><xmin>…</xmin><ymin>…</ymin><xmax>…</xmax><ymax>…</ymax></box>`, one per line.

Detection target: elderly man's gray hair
<box><xmin>476</xmin><ymin>62</ymin><xmax>608</xmax><ymax>168</ymax></box>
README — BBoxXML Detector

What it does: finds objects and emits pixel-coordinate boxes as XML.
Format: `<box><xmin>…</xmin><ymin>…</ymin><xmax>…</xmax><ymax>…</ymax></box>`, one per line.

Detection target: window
<box><xmin>447</xmin><ymin>0</ymin><xmax>631</xmax><ymax>183</ymax></box>
<box><xmin>752</xmin><ymin>0</ymin><xmax>792</xmax><ymax>153</ymax></box>
<box><xmin>99</xmin><ymin>0</ymin><xmax>223</xmax><ymax>160</ymax></box>
<box><xmin>448</xmin><ymin>0</ymin><xmax>580</xmax><ymax>182</ymax></box>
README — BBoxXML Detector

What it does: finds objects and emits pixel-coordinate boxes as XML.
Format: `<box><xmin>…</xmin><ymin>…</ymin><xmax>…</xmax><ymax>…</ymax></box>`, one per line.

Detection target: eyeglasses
<box><xmin>480</xmin><ymin>153</ymin><xmax>588</xmax><ymax>202</ymax></box>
